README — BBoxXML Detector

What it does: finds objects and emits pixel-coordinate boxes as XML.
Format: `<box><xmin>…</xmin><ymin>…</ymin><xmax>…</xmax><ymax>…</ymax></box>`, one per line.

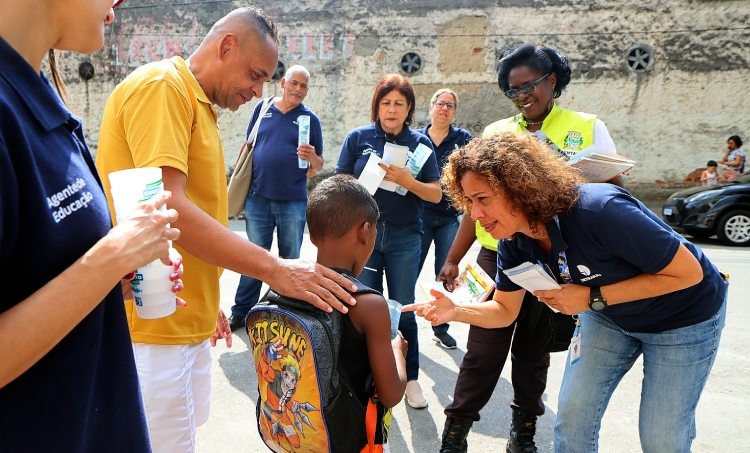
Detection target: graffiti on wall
<box><xmin>112</xmin><ymin>16</ymin><xmax>357</xmax><ymax>68</ymax></box>
<box><xmin>285</xmin><ymin>33</ymin><xmax>356</xmax><ymax>60</ymax></box>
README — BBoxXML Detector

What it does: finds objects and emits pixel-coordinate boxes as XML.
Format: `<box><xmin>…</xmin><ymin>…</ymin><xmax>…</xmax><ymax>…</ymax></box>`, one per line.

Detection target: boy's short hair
<box><xmin>307</xmin><ymin>175</ymin><xmax>379</xmax><ymax>238</ymax></box>
<box><xmin>707</xmin><ymin>160</ymin><xmax>718</xmax><ymax>167</ymax></box>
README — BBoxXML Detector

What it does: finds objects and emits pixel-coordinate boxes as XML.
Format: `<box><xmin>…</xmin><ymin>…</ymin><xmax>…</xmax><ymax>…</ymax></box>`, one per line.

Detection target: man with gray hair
<box><xmin>230</xmin><ymin>64</ymin><xmax>325</xmax><ymax>329</ymax></box>
<box><xmin>96</xmin><ymin>9</ymin><xmax>353</xmax><ymax>452</ymax></box>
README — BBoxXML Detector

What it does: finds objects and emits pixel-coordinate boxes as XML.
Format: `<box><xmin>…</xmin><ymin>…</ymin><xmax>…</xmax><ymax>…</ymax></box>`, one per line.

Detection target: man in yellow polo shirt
<box><xmin>96</xmin><ymin>8</ymin><xmax>356</xmax><ymax>453</ymax></box>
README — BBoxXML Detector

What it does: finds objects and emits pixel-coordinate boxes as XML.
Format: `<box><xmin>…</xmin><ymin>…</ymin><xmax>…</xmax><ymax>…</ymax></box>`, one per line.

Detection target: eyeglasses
<box><xmin>433</xmin><ymin>100</ymin><xmax>456</xmax><ymax>111</ymax></box>
<box><xmin>503</xmin><ymin>73</ymin><xmax>551</xmax><ymax>100</ymax></box>
<box><xmin>113</xmin><ymin>0</ymin><xmax>125</xmax><ymax>7</ymax></box>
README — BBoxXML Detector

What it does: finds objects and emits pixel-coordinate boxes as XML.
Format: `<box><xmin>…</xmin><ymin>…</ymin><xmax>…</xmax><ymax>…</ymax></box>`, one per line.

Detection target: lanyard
<box><xmin>550</xmin><ymin>216</ymin><xmax>572</xmax><ymax>284</ymax></box>
<box><xmin>557</xmin><ymin>250</ymin><xmax>572</xmax><ymax>284</ymax></box>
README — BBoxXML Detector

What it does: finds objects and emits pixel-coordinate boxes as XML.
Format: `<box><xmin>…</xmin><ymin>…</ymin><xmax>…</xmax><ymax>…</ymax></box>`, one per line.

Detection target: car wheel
<box><xmin>717</xmin><ymin>210</ymin><xmax>750</xmax><ymax>246</ymax></box>
<box><xmin>684</xmin><ymin>229</ymin><xmax>713</xmax><ymax>240</ymax></box>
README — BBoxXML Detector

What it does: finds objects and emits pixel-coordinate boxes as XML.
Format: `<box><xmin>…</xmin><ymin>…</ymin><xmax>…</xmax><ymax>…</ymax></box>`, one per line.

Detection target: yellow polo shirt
<box><xmin>96</xmin><ymin>56</ymin><xmax>227</xmax><ymax>345</ymax></box>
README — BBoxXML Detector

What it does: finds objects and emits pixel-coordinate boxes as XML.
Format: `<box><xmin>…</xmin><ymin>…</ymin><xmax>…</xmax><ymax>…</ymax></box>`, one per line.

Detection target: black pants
<box><xmin>445</xmin><ymin>247</ymin><xmax>550</xmax><ymax>421</ymax></box>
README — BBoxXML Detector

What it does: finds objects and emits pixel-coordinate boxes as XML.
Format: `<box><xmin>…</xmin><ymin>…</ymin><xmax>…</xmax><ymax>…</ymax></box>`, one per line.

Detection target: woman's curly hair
<box><xmin>441</xmin><ymin>132</ymin><xmax>584</xmax><ymax>232</ymax></box>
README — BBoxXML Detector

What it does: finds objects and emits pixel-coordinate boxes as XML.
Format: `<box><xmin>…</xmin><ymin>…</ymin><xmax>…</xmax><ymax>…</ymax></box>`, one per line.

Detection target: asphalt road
<box><xmin>196</xmin><ymin>220</ymin><xmax>749</xmax><ymax>453</ymax></box>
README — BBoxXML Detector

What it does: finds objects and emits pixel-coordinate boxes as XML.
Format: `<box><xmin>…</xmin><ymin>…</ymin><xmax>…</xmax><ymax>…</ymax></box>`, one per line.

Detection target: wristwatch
<box><xmin>589</xmin><ymin>286</ymin><xmax>608</xmax><ymax>311</ymax></box>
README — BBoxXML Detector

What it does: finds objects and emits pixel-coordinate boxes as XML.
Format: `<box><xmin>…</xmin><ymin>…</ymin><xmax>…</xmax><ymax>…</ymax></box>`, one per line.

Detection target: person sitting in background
<box><xmin>701</xmin><ymin>160</ymin><xmax>719</xmax><ymax>186</ymax></box>
<box><xmin>718</xmin><ymin>135</ymin><xmax>745</xmax><ymax>181</ymax></box>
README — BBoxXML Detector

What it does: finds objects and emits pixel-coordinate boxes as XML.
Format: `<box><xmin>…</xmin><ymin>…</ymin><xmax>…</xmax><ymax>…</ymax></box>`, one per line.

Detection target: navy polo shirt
<box><xmin>0</xmin><ymin>37</ymin><xmax>150</xmax><ymax>451</ymax></box>
<box><xmin>417</xmin><ymin>124</ymin><xmax>473</xmax><ymax>217</ymax></box>
<box><xmin>248</xmin><ymin>98</ymin><xmax>323</xmax><ymax>200</ymax></box>
<box><xmin>335</xmin><ymin>123</ymin><xmax>440</xmax><ymax>233</ymax></box>
<box><xmin>495</xmin><ymin>184</ymin><xmax>726</xmax><ymax>333</ymax></box>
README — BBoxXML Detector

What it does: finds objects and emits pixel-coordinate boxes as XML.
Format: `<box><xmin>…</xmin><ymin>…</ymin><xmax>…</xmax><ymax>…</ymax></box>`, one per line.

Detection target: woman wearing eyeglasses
<box><xmin>416</xmin><ymin>89</ymin><xmax>473</xmax><ymax>351</ymax></box>
<box><xmin>0</xmin><ymin>1</ymin><xmax>178</xmax><ymax>451</ymax></box>
<box><xmin>438</xmin><ymin>44</ymin><xmax>622</xmax><ymax>453</ymax></box>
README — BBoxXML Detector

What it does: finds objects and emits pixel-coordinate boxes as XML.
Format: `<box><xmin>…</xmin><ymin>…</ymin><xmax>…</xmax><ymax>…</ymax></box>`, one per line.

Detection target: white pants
<box><xmin>132</xmin><ymin>341</ymin><xmax>211</xmax><ymax>453</ymax></box>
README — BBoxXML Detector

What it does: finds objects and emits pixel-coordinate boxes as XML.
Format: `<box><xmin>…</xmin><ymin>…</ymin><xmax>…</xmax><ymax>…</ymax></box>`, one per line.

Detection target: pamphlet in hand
<box><xmin>568</xmin><ymin>153</ymin><xmax>635</xmax><ymax>182</ymax></box>
<box><xmin>532</xmin><ymin>130</ymin><xmax>635</xmax><ymax>182</ymax></box>
<box><xmin>357</xmin><ymin>153</ymin><xmax>386</xmax><ymax>195</ymax></box>
<box><xmin>418</xmin><ymin>262</ymin><xmax>495</xmax><ymax>305</ymax></box>
<box><xmin>379</xmin><ymin>143</ymin><xmax>409</xmax><ymax>192</ymax></box>
<box><xmin>395</xmin><ymin>143</ymin><xmax>434</xmax><ymax>196</ymax></box>
<box><xmin>502</xmin><ymin>262</ymin><xmax>561</xmax><ymax>293</ymax></box>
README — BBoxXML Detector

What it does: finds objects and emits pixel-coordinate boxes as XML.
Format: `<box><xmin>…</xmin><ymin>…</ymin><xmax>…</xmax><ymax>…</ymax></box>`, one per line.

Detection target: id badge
<box><xmin>569</xmin><ymin>322</ymin><xmax>581</xmax><ymax>365</ymax></box>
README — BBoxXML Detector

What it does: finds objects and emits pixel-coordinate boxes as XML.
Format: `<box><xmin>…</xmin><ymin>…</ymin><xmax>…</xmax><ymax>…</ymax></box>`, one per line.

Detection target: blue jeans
<box><xmin>554</xmin><ymin>294</ymin><xmax>727</xmax><ymax>453</ymax></box>
<box><xmin>358</xmin><ymin>221</ymin><xmax>421</xmax><ymax>381</ymax></box>
<box><xmin>418</xmin><ymin>211</ymin><xmax>459</xmax><ymax>336</ymax></box>
<box><xmin>232</xmin><ymin>194</ymin><xmax>306</xmax><ymax>318</ymax></box>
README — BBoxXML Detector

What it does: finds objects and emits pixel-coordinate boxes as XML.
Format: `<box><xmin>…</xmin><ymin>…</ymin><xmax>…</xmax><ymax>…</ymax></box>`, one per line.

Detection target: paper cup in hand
<box><xmin>108</xmin><ymin>167</ymin><xmax>177</xmax><ymax>319</ymax></box>
<box><xmin>386</xmin><ymin>299</ymin><xmax>402</xmax><ymax>339</ymax></box>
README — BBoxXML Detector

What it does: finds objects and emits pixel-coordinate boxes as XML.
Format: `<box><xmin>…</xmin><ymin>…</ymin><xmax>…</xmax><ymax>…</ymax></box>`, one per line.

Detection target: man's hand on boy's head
<box><xmin>269</xmin><ymin>258</ymin><xmax>358</xmax><ymax>313</ymax></box>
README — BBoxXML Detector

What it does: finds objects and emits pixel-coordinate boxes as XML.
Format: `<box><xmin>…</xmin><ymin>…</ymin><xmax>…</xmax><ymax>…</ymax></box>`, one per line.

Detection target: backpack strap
<box><xmin>335</xmin><ymin>271</ymin><xmax>383</xmax><ymax>298</ymax></box>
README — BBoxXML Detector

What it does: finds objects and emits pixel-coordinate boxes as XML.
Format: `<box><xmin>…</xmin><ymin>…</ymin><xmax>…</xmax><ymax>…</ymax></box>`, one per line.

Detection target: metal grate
<box><xmin>400</xmin><ymin>52</ymin><xmax>422</xmax><ymax>75</ymax></box>
<box><xmin>625</xmin><ymin>44</ymin><xmax>654</xmax><ymax>72</ymax></box>
<box><xmin>78</xmin><ymin>62</ymin><xmax>95</xmax><ymax>81</ymax></box>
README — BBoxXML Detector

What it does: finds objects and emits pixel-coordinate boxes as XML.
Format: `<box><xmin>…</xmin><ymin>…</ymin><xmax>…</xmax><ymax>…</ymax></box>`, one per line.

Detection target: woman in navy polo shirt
<box><xmin>336</xmin><ymin>74</ymin><xmax>442</xmax><ymax>409</ymax></box>
<box><xmin>408</xmin><ymin>132</ymin><xmax>728</xmax><ymax>452</ymax></box>
<box><xmin>0</xmin><ymin>1</ymin><xmax>181</xmax><ymax>451</ymax></box>
<box><xmin>416</xmin><ymin>88</ymin><xmax>473</xmax><ymax>350</ymax></box>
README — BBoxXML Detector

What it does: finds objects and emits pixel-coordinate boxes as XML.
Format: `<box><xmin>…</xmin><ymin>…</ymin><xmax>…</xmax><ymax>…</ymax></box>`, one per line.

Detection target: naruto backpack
<box><xmin>246</xmin><ymin>274</ymin><xmax>380</xmax><ymax>453</ymax></box>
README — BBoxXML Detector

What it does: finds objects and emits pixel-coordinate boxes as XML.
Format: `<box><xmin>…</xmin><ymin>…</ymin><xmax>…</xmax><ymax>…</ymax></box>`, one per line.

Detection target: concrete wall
<box><xmin>61</xmin><ymin>0</ymin><xmax>750</xmax><ymax>195</ymax></box>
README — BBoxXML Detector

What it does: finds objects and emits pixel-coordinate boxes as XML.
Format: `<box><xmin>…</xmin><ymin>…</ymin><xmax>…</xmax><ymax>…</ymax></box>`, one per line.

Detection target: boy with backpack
<box><xmin>247</xmin><ymin>174</ymin><xmax>408</xmax><ymax>452</ymax></box>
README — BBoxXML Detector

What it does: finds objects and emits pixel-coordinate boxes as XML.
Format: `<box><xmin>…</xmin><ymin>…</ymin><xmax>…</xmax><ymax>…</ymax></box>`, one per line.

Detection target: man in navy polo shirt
<box><xmin>230</xmin><ymin>65</ymin><xmax>324</xmax><ymax>329</ymax></box>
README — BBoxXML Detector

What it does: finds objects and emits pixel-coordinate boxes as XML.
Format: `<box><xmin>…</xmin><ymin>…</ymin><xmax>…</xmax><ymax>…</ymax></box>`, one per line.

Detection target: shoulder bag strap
<box><xmin>232</xmin><ymin>97</ymin><xmax>275</xmax><ymax>168</ymax></box>
<box><xmin>247</xmin><ymin>96</ymin><xmax>274</xmax><ymax>146</ymax></box>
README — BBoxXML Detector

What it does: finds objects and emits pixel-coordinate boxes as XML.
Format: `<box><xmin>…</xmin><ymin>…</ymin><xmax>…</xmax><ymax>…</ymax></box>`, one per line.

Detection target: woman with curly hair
<box><xmin>436</xmin><ymin>43</ymin><xmax>623</xmax><ymax>453</ymax></box>
<box><xmin>407</xmin><ymin>132</ymin><xmax>728</xmax><ymax>453</ymax></box>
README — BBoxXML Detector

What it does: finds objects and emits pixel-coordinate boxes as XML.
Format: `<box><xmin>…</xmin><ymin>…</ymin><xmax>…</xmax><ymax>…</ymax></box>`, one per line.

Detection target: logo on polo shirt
<box><xmin>564</xmin><ymin>131</ymin><xmax>584</xmax><ymax>150</ymax></box>
<box><xmin>577</xmin><ymin>264</ymin><xmax>602</xmax><ymax>282</ymax></box>
<box><xmin>47</xmin><ymin>177</ymin><xmax>95</xmax><ymax>223</ymax></box>
<box><xmin>361</xmin><ymin>147</ymin><xmax>377</xmax><ymax>156</ymax></box>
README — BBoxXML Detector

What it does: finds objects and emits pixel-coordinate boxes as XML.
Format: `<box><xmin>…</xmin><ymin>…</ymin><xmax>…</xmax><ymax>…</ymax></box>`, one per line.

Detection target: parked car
<box><xmin>662</xmin><ymin>173</ymin><xmax>750</xmax><ymax>246</ymax></box>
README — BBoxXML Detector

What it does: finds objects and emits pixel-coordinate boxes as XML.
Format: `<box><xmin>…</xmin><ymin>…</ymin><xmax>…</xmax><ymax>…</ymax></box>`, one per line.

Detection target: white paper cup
<box><xmin>131</xmin><ymin>261</ymin><xmax>176</xmax><ymax>319</ymax></box>
<box><xmin>108</xmin><ymin>167</ymin><xmax>177</xmax><ymax>319</ymax></box>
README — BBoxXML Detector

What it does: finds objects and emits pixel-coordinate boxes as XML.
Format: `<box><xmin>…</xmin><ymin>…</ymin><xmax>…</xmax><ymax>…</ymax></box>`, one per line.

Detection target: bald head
<box><xmin>204</xmin><ymin>7</ymin><xmax>279</xmax><ymax>50</ymax></box>
<box><xmin>189</xmin><ymin>7</ymin><xmax>279</xmax><ymax>111</ymax></box>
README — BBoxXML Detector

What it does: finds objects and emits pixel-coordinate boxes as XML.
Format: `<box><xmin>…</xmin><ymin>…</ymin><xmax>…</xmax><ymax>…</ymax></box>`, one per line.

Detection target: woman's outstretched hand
<box><xmin>402</xmin><ymin>289</ymin><xmax>459</xmax><ymax>325</ymax></box>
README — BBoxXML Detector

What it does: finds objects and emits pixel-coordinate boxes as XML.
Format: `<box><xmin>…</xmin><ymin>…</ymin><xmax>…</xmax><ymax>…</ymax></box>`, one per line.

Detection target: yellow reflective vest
<box><xmin>475</xmin><ymin>104</ymin><xmax>597</xmax><ymax>251</ymax></box>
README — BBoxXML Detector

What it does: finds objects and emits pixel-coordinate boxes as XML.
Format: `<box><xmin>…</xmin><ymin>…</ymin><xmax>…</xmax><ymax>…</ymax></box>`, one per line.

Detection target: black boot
<box><xmin>440</xmin><ymin>416</ymin><xmax>473</xmax><ymax>453</ymax></box>
<box><xmin>506</xmin><ymin>407</ymin><xmax>538</xmax><ymax>453</ymax></box>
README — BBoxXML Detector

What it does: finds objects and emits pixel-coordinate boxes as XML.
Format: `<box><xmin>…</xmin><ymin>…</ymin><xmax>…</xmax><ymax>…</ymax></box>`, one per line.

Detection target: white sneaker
<box><xmin>405</xmin><ymin>380</ymin><xmax>428</xmax><ymax>409</ymax></box>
